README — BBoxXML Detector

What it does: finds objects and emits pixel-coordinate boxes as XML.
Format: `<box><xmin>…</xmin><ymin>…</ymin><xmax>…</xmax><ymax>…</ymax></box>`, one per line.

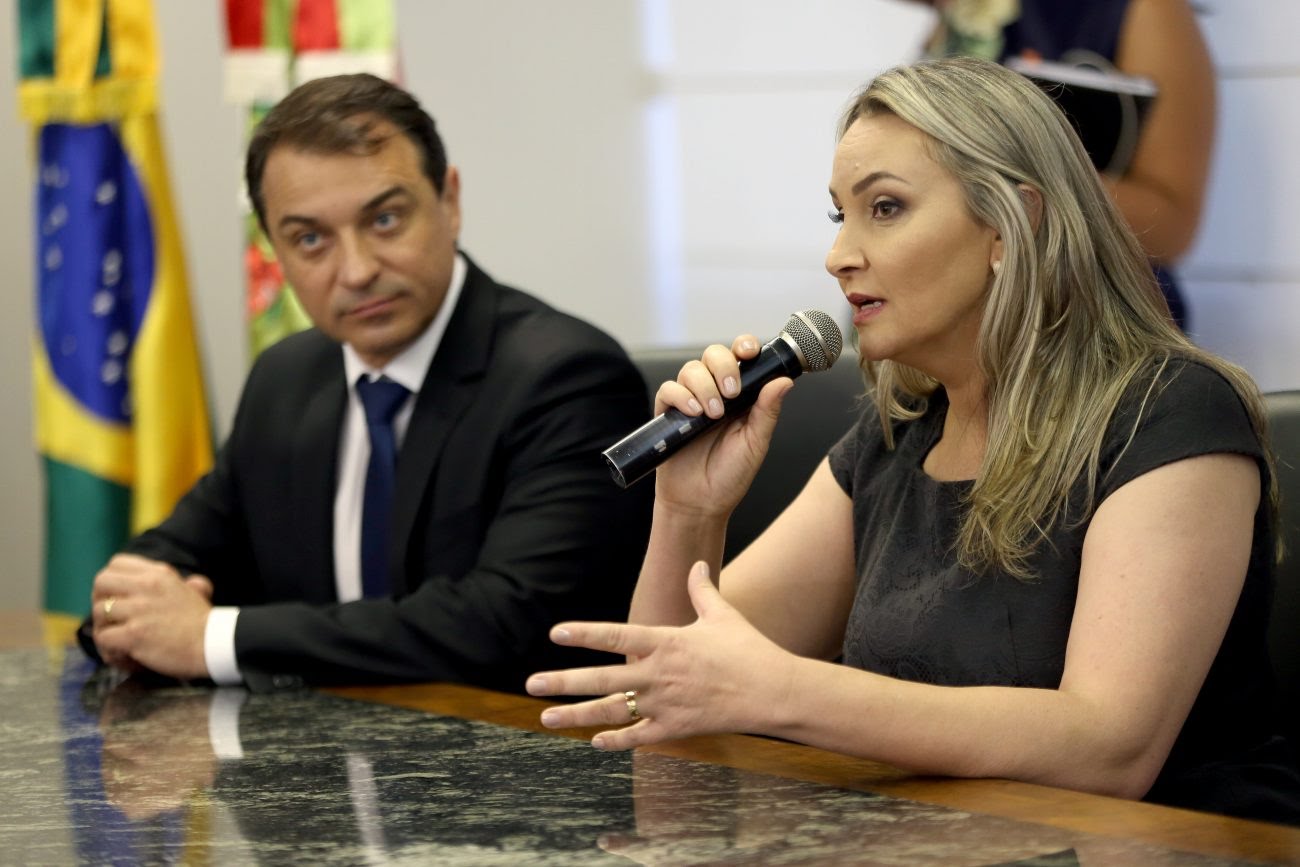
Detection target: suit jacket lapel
<box><xmin>389</xmin><ymin>257</ymin><xmax>497</xmax><ymax>592</ymax></box>
<box><xmin>292</xmin><ymin>345</ymin><xmax>347</xmax><ymax>603</ymax></box>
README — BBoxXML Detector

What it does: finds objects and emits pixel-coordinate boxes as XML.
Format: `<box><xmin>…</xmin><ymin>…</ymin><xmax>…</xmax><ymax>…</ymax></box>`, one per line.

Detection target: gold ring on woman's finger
<box><xmin>102</xmin><ymin>597</ymin><xmax>116</xmax><ymax>619</ymax></box>
<box><xmin>625</xmin><ymin>690</ymin><xmax>641</xmax><ymax>720</ymax></box>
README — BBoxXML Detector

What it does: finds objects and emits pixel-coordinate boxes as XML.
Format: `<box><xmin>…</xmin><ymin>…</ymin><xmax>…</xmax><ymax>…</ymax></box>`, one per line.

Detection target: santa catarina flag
<box><xmin>18</xmin><ymin>0</ymin><xmax>213</xmax><ymax>615</ymax></box>
<box><xmin>224</xmin><ymin>0</ymin><xmax>398</xmax><ymax>357</ymax></box>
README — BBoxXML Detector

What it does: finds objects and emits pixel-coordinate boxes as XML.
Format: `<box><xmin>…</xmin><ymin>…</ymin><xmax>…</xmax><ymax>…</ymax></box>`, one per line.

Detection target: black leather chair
<box><xmin>1265</xmin><ymin>390</ymin><xmax>1300</xmax><ymax>746</ymax></box>
<box><xmin>629</xmin><ymin>346</ymin><xmax>866</xmax><ymax>563</ymax></box>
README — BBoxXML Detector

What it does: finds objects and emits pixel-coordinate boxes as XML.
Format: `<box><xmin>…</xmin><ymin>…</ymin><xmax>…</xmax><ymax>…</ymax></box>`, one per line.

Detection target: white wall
<box><xmin>647</xmin><ymin>1</ymin><xmax>934</xmax><ymax>341</ymax></box>
<box><xmin>1182</xmin><ymin>0</ymin><xmax>1300</xmax><ymax>391</ymax></box>
<box><xmin>0</xmin><ymin>2</ymin><xmax>42</xmax><ymax>609</ymax></box>
<box><xmin>1</xmin><ymin>1</ymin><xmax>1297</xmax><ymax>610</ymax></box>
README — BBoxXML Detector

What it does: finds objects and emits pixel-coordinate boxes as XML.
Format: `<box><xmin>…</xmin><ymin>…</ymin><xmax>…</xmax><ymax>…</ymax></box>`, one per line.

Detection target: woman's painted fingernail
<box><xmin>688</xmin><ymin>398</ymin><xmax>703</xmax><ymax>415</ymax></box>
<box><xmin>723</xmin><ymin>376</ymin><xmax>738</xmax><ymax>397</ymax></box>
<box><xmin>708</xmin><ymin>398</ymin><xmax>723</xmax><ymax>416</ymax></box>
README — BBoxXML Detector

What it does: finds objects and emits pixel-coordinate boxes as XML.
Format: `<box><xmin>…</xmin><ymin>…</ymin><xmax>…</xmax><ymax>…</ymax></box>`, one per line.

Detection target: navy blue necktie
<box><xmin>356</xmin><ymin>376</ymin><xmax>410</xmax><ymax>598</ymax></box>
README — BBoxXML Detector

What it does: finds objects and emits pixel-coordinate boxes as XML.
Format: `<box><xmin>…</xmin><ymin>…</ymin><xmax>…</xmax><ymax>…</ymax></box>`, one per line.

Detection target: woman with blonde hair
<box><xmin>527</xmin><ymin>56</ymin><xmax>1299</xmax><ymax>823</ymax></box>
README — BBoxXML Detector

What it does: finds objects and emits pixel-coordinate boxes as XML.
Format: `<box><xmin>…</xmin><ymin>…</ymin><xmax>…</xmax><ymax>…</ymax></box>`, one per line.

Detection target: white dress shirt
<box><xmin>204</xmin><ymin>255</ymin><xmax>467</xmax><ymax>685</ymax></box>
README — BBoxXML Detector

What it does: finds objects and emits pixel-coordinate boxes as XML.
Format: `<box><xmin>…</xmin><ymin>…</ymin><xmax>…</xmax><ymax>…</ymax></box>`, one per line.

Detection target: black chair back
<box><xmin>1265</xmin><ymin>390</ymin><xmax>1300</xmax><ymax>745</ymax></box>
<box><xmin>630</xmin><ymin>346</ymin><xmax>865</xmax><ymax>563</ymax></box>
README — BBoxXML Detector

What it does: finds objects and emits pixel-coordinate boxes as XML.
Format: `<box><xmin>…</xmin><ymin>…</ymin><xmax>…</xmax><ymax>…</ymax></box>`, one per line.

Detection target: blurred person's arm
<box><xmin>1104</xmin><ymin>0</ymin><xmax>1216</xmax><ymax>262</ymax></box>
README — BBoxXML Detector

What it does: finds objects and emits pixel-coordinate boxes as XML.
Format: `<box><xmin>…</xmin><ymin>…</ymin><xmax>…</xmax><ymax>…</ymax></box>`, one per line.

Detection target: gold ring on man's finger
<box><xmin>102</xmin><ymin>597</ymin><xmax>116</xmax><ymax>619</ymax></box>
<box><xmin>625</xmin><ymin>690</ymin><xmax>641</xmax><ymax>720</ymax></box>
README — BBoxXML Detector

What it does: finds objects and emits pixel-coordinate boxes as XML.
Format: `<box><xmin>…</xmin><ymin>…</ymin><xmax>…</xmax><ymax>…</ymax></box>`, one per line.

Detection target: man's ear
<box><xmin>441</xmin><ymin>165</ymin><xmax>461</xmax><ymax>206</ymax></box>
<box><xmin>1017</xmin><ymin>183</ymin><xmax>1044</xmax><ymax>233</ymax></box>
<box><xmin>441</xmin><ymin>165</ymin><xmax>462</xmax><ymax>235</ymax></box>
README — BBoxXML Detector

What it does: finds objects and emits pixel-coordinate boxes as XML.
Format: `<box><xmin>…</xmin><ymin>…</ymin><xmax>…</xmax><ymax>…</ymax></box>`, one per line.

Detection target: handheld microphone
<box><xmin>603</xmin><ymin>309</ymin><xmax>843</xmax><ymax>488</ymax></box>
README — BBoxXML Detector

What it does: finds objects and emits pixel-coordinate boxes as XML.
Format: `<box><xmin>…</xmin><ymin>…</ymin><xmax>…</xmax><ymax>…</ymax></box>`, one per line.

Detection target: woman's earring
<box><xmin>991</xmin><ymin>260</ymin><xmax>1002</xmax><ymax>276</ymax></box>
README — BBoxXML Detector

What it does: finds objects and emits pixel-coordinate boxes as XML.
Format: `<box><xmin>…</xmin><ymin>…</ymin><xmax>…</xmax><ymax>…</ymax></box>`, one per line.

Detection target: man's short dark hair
<box><xmin>245</xmin><ymin>73</ymin><xmax>449</xmax><ymax>232</ymax></box>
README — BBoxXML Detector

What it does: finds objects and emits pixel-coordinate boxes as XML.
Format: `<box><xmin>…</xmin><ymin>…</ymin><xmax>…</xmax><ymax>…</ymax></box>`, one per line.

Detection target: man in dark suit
<box><xmin>85</xmin><ymin>74</ymin><xmax>651</xmax><ymax>692</ymax></box>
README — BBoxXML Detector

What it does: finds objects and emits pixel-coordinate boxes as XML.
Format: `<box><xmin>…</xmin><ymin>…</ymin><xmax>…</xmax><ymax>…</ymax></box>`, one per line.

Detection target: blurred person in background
<box><xmin>915</xmin><ymin>0</ymin><xmax>1215</xmax><ymax>331</ymax></box>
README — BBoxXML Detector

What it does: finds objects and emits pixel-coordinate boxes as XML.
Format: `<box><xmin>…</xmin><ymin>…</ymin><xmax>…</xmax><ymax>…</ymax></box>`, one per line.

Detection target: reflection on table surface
<box><xmin>0</xmin><ymin>644</ymin><xmax>1294</xmax><ymax>865</ymax></box>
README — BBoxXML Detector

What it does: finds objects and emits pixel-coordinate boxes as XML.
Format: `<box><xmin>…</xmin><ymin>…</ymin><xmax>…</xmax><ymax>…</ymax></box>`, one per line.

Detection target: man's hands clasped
<box><xmin>91</xmin><ymin>554</ymin><xmax>214</xmax><ymax>680</ymax></box>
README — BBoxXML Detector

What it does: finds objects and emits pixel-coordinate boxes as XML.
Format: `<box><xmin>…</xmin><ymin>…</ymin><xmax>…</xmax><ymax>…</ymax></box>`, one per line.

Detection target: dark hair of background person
<box><xmin>244</xmin><ymin>73</ymin><xmax>449</xmax><ymax>232</ymax></box>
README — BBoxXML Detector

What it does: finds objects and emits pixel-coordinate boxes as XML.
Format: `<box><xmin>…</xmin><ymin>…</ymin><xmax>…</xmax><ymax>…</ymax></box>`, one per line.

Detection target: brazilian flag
<box><xmin>18</xmin><ymin>0</ymin><xmax>213</xmax><ymax>617</ymax></box>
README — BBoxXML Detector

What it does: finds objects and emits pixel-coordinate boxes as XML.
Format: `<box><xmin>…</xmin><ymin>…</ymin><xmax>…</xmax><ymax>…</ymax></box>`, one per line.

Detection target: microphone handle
<box><xmin>603</xmin><ymin>337</ymin><xmax>804</xmax><ymax>488</ymax></box>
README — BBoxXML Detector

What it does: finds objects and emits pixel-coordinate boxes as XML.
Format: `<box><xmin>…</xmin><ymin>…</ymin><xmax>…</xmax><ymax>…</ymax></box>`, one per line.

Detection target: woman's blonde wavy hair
<box><xmin>840</xmin><ymin>56</ymin><xmax>1275</xmax><ymax>578</ymax></box>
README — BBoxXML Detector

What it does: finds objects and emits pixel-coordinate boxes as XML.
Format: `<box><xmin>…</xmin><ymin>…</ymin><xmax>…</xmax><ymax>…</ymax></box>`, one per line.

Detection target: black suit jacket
<box><xmin>125</xmin><ymin>257</ymin><xmax>652</xmax><ymax>692</ymax></box>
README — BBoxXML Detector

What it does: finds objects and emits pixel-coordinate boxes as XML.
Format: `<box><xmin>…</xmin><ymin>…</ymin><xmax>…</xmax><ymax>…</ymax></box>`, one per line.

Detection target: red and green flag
<box><xmin>223</xmin><ymin>0</ymin><xmax>398</xmax><ymax>357</ymax></box>
<box><xmin>18</xmin><ymin>0</ymin><xmax>214</xmax><ymax>616</ymax></box>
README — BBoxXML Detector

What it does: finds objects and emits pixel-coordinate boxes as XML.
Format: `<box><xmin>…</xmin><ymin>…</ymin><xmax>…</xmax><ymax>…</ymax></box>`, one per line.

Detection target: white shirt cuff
<box><xmin>204</xmin><ymin>606</ymin><xmax>245</xmax><ymax>686</ymax></box>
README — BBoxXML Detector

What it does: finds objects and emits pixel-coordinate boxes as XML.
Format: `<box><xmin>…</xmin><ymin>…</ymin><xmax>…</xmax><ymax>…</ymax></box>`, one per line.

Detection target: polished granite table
<box><xmin>4</xmin><ymin>613</ymin><xmax>1300</xmax><ymax>865</ymax></box>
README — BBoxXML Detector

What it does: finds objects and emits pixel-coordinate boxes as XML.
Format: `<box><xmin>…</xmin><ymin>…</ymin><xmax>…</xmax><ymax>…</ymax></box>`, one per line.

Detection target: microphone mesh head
<box><xmin>783</xmin><ymin>309</ymin><xmax>843</xmax><ymax>372</ymax></box>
